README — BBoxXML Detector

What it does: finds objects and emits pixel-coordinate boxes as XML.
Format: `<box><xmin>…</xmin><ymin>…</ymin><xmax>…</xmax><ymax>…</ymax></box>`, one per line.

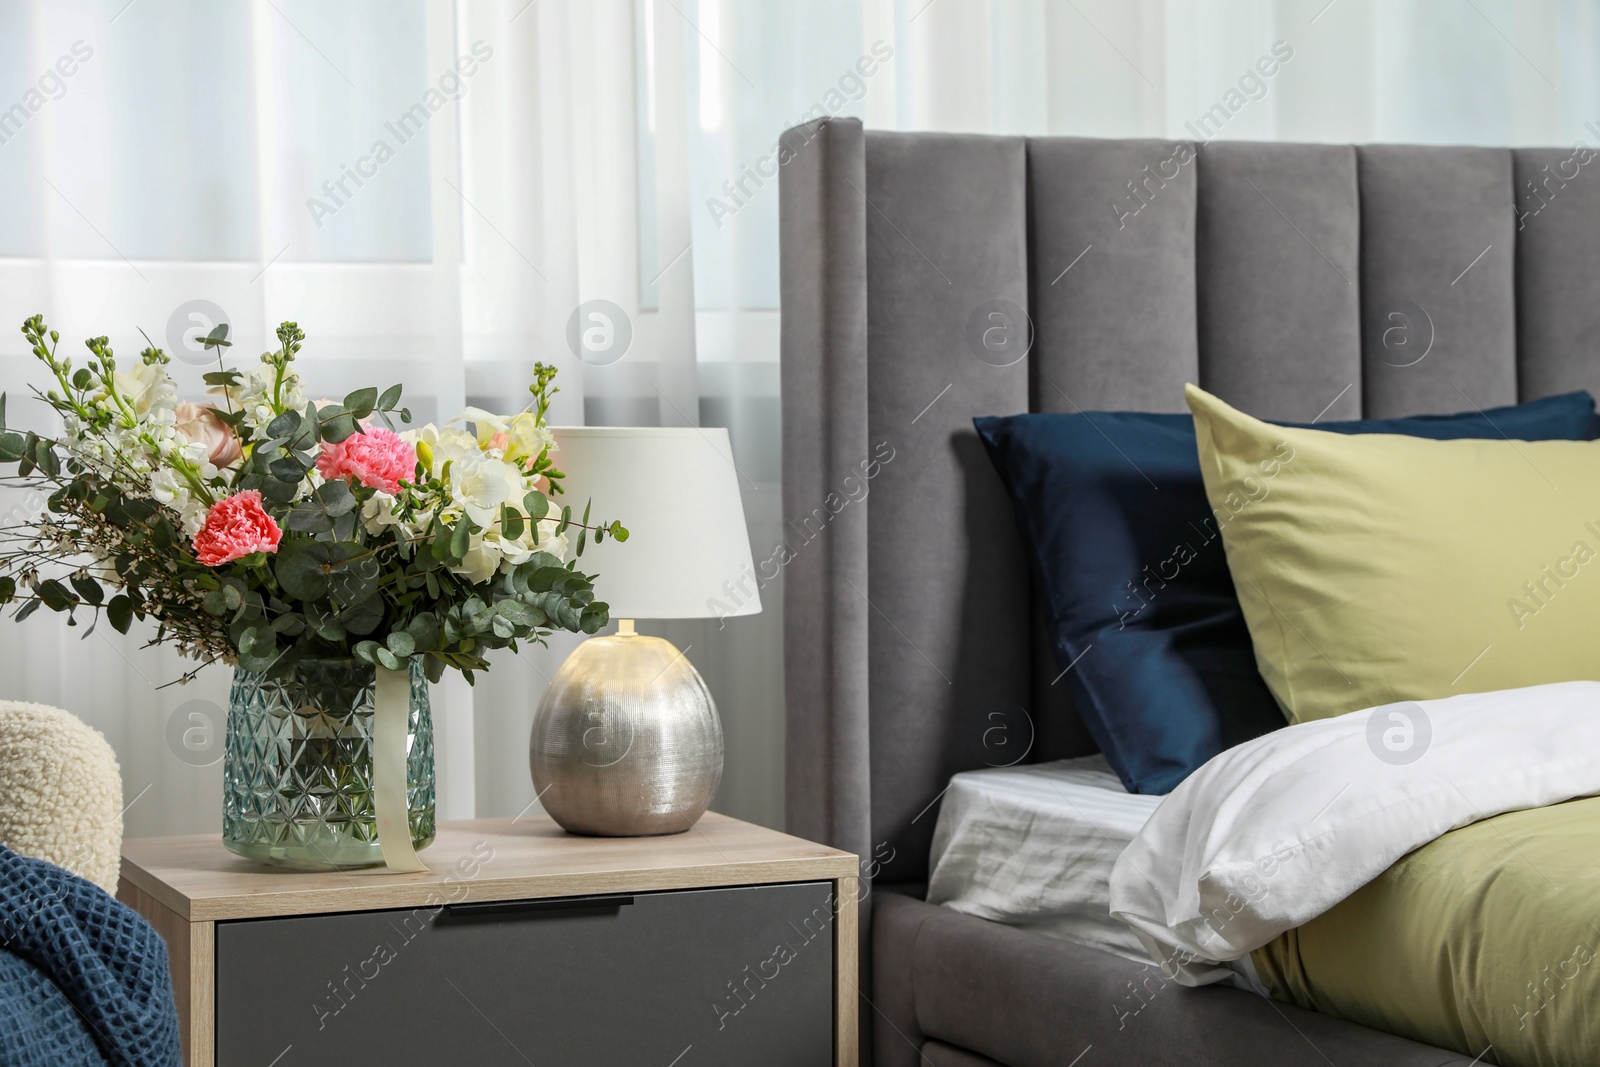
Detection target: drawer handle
<box><xmin>445</xmin><ymin>894</ymin><xmax>635</xmax><ymax>917</ymax></box>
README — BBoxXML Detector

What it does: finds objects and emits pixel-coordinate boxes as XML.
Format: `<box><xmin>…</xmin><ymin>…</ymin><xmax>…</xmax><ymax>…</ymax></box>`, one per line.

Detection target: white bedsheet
<box><xmin>1110</xmin><ymin>681</ymin><xmax>1600</xmax><ymax>986</ymax></box>
<box><xmin>927</xmin><ymin>756</ymin><xmax>1162</xmax><ymax>961</ymax></box>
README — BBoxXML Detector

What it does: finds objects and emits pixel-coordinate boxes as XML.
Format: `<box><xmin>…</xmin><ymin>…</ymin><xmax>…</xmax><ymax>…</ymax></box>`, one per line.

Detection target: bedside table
<box><xmin>118</xmin><ymin>813</ymin><xmax>859</xmax><ymax>1066</ymax></box>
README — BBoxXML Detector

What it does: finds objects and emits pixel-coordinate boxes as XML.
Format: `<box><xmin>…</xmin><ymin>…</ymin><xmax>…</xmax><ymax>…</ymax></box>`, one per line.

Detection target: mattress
<box><xmin>926</xmin><ymin>755</ymin><xmax>1162</xmax><ymax>962</ymax></box>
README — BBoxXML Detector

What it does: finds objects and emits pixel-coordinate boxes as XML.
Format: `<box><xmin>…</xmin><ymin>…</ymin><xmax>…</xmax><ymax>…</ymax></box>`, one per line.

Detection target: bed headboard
<box><xmin>778</xmin><ymin>117</ymin><xmax>1600</xmax><ymax>886</ymax></box>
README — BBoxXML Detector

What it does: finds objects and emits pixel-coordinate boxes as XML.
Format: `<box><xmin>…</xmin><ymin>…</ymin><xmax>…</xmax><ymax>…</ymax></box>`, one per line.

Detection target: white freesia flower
<box><xmin>535</xmin><ymin>516</ymin><xmax>568</xmax><ymax>560</ymax></box>
<box><xmin>449</xmin><ymin>408</ymin><xmax>555</xmax><ymax>468</ymax></box>
<box><xmin>403</xmin><ymin>423</ymin><xmax>479</xmax><ymax>478</ymax></box>
<box><xmin>449</xmin><ymin>450</ymin><xmax>524</xmax><ymax>527</ymax></box>
<box><xmin>504</xmin><ymin>412</ymin><xmax>556</xmax><ymax>466</ymax></box>
<box><xmin>457</xmin><ymin>522</ymin><xmax>540</xmax><ymax>583</ymax></box>
<box><xmin>360</xmin><ymin>491</ymin><xmax>402</xmax><ymax>536</ymax></box>
<box><xmin>401</xmin><ymin>416</ymin><xmax>567</xmax><ymax>584</ymax></box>
<box><xmin>454</xmin><ymin>407</ymin><xmax>507</xmax><ymax>449</ymax></box>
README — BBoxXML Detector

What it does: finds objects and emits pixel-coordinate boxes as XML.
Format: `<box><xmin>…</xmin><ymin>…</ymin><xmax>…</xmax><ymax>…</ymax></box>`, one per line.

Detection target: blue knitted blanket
<box><xmin>0</xmin><ymin>845</ymin><xmax>180</xmax><ymax>1067</ymax></box>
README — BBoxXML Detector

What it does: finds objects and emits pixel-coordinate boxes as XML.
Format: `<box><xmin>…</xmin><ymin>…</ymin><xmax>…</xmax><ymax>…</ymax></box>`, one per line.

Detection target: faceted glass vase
<box><xmin>222</xmin><ymin>657</ymin><xmax>435</xmax><ymax>870</ymax></box>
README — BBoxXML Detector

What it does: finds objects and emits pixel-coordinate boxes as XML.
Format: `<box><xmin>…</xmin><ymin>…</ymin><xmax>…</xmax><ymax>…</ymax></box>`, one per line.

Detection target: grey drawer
<box><xmin>215</xmin><ymin>881</ymin><xmax>836</xmax><ymax>1066</ymax></box>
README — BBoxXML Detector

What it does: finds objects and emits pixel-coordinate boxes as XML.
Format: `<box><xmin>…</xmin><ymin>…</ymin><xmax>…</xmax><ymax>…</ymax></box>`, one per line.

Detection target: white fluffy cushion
<box><xmin>0</xmin><ymin>700</ymin><xmax>123</xmax><ymax>894</ymax></box>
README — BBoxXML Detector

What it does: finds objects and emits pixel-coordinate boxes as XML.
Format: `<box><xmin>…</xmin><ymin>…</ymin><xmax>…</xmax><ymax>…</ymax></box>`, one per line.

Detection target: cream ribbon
<box><xmin>373</xmin><ymin>664</ymin><xmax>429</xmax><ymax>873</ymax></box>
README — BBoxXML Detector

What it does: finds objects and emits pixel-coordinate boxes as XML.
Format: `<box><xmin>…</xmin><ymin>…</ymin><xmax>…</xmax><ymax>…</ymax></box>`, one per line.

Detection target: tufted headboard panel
<box><xmin>778</xmin><ymin>117</ymin><xmax>1600</xmax><ymax>886</ymax></box>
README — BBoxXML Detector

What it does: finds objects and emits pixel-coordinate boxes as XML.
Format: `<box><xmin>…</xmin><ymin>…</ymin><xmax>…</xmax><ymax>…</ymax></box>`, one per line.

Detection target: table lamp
<box><xmin>529</xmin><ymin>426</ymin><xmax>760</xmax><ymax>836</ymax></box>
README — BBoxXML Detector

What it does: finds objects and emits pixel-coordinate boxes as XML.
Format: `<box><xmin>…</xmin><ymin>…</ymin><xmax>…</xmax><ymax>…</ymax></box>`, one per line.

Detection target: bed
<box><xmin>777</xmin><ymin>117</ymin><xmax>1600</xmax><ymax>1066</ymax></box>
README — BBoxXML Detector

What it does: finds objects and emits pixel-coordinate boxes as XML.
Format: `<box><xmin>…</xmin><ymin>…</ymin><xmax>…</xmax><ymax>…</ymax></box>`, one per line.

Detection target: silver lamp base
<box><xmin>529</xmin><ymin>623</ymin><xmax>723</xmax><ymax>836</ymax></box>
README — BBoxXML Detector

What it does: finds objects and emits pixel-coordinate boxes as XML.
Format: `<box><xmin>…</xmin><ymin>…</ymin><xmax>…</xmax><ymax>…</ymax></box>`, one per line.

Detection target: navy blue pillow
<box><xmin>975</xmin><ymin>390</ymin><xmax>1598</xmax><ymax>794</ymax></box>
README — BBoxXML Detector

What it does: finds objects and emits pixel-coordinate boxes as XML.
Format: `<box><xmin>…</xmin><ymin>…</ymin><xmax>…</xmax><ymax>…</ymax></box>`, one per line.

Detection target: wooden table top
<box><xmin>120</xmin><ymin>812</ymin><xmax>858</xmax><ymax>922</ymax></box>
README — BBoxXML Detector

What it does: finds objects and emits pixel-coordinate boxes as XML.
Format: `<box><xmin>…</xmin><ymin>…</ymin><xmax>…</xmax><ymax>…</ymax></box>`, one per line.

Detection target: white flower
<box><xmin>147</xmin><ymin>468</ymin><xmax>210</xmax><ymax>538</ymax></box>
<box><xmin>107</xmin><ymin>360</ymin><xmax>172</xmax><ymax>419</ymax></box>
<box><xmin>504</xmin><ymin>412</ymin><xmax>556</xmax><ymax>466</ymax></box>
<box><xmin>449</xmin><ymin>408</ymin><xmax>555</xmax><ymax>467</ymax></box>
<box><xmin>148</xmin><ymin>468</ymin><xmax>182</xmax><ymax>507</ymax></box>
<box><xmin>360</xmin><ymin>491</ymin><xmax>402</xmax><ymax>536</ymax></box>
<box><xmin>449</xmin><ymin>450</ymin><xmax>524</xmax><ymax>528</ymax></box>
<box><xmin>535</xmin><ymin>516</ymin><xmax>568</xmax><ymax>560</ymax></box>
<box><xmin>455</xmin><ymin>542</ymin><xmax>497</xmax><ymax>583</ymax></box>
<box><xmin>453</xmin><ymin>407</ymin><xmax>508</xmax><ymax>449</ymax></box>
<box><xmin>403</xmin><ymin>423</ymin><xmax>479</xmax><ymax>479</ymax></box>
<box><xmin>229</xmin><ymin>360</ymin><xmax>306</xmax><ymax>434</ymax></box>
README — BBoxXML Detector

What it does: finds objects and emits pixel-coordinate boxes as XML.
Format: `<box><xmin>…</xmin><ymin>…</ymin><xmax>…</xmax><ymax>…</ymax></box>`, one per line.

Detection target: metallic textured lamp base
<box><xmin>530</xmin><ymin>631</ymin><xmax>723</xmax><ymax>836</ymax></box>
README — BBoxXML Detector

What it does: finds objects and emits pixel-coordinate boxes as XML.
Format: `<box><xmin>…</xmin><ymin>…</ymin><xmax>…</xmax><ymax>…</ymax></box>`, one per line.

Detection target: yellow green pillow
<box><xmin>1187</xmin><ymin>383</ymin><xmax>1600</xmax><ymax>724</ymax></box>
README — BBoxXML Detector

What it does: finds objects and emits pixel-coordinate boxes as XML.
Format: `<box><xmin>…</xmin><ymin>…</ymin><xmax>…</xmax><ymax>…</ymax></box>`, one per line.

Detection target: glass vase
<box><xmin>222</xmin><ymin>657</ymin><xmax>435</xmax><ymax>870</ymax></box>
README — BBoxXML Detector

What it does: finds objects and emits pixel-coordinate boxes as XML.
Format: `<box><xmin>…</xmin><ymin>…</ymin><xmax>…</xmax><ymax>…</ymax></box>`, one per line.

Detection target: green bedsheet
<box><xmin>1252</xmin><ymin>795</ymin><xmax>1600</xmax><ymax>1067</ymax></box>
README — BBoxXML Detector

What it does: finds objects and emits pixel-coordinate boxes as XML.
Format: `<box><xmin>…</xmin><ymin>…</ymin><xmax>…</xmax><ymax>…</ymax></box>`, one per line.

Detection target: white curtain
<box><xmin>1</xmin><ymin>0</ymin><xmax>1596</xmax><ymax>840</ymax></box>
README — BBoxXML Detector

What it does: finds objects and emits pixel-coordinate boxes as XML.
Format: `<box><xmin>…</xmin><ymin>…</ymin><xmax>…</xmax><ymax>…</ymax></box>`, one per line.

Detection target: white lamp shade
<box><xmin>551</xmin><ymin>426</ymin><xmax>761</xmax><ymax>621</ymax></box>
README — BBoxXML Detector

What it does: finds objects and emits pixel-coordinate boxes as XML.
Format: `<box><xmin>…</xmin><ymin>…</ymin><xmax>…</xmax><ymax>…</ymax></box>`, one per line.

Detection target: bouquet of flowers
<box><xmin>0</xmin><ymin>315</ymin><xmax>626</xmax><ymax>685</ymax></box>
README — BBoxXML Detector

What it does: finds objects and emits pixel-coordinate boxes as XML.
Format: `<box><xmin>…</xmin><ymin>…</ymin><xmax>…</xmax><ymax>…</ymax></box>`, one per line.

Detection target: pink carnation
<box><xmin>315</xmin><ymin>427</ymin><xmax>417</xmax><ymax>495</ymax></box>
<box><xmin>193</xmin><ymin>491</ymin><xmax>282</xmax><ymax>567</ymax></box>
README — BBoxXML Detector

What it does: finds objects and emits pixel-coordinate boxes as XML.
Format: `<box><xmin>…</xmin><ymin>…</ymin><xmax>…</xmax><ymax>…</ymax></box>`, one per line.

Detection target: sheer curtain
<box><xmin>1</xmin><ymin>0</ymin><xmax>1596</xmax><ymax>839</ymax></box>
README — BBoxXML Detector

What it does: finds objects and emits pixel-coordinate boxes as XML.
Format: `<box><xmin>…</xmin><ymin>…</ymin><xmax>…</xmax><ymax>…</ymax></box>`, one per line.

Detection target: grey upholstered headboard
<box><xmin>778</xmin><ymin>116</ymin><xmax>1600</xmax><ymax>887</ymax></box>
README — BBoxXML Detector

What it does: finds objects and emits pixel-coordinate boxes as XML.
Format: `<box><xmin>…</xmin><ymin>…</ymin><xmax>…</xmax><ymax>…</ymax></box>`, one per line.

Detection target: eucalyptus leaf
<box><xmin>270</xmin><ymin>612</ymin><xmax>307</xmax><ymax>636</ymax></box>
<box><xmin>449</xmin><ymin>517</ymin><xmax>472</xmax><ymax>560</ymax></box>
<box><xmin>301</xmin><ymin>401</ymin><xmax>322</xmax><ymax>443</ymax></box>
<box><xmin>269</xmin><ymin>456</ymin><xmax>305</xmax><ymax>482</ymax></box>
<box><xmin>321</xmin><ymin>413</ymin><xmax>358</xmax><ymax>443</ymax></box>
<box><xmin>69</xmin><ymin>574</ymin><xmax>102</xmax><ymax>606</ymax></box>
<box><xmin>283</xmin><ymin>508</ymin><xmax>335</xmax><ymax>534</ymax></box>
<box><xmin>106</xmin><ymin>595</ymin><xmax>133</xmax><ymax>633</ymax></box>
<box><xmin>430</xmin><ymin>516</ymin><xmax>453</xmax><ymax>563</ymax></box>
<box><xmin>36</xmin><ymin>579</ymin><xmax>74</xmax><ymax>612</ymax></box>
<box><xmin>494</xmin><ymin>599</ymin><xmax>539</xmax><ymax>628</ymax></box>
<box><xmin>314</xmin><ymin>479</ymin><xmax>357</xmax><ymax>517</ymax></box>
<box><xmin>336</xmin><ymin>594</ymin><xmax>384</xmax><ymax>636</ymax></box>
<box><xmin>501</xmin><ymin>505</ymin><xmax>524</xmax><ymax>540</ymax></box>
<box><xmin>307</xmin><ymin>603</ymin><xmax>347</xmax><ymax>642</ymax></box>
<box><xmin>266</xmin><ymin>410</ymin><xmax>302</xmax><ymax>439</ymax></box>
<box><xmin>406</xmin><ymin>612</ymin><xmax>440</xmax><ymax>652</ymax></box>
<box><xmin>526</xmin><ymin>566</ymin><xmax>567</xmax><ymax>594</ymax></box>
<box><xmin>202</xmin><ymin>323</ymin><xmax>232</xmax><ymax>349</ymax></box>
<box><xmin>259</xmin><ymin>477</ymin><xmax>300</xmax><ymax>505</ymax></box>
<box><xmin>344</xmin><ymin>387</ymin><xmax>378</xmax><ymax>415</ymax></box>
<box><xmin>328</xmin><ymin>560</ymin><xmax>378</xmax><ymax>606</ymax></box>
<box><xmin>274</xmin><ymin>540</ymin><xmax>331</xmax><ymax>600</ymax></box>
